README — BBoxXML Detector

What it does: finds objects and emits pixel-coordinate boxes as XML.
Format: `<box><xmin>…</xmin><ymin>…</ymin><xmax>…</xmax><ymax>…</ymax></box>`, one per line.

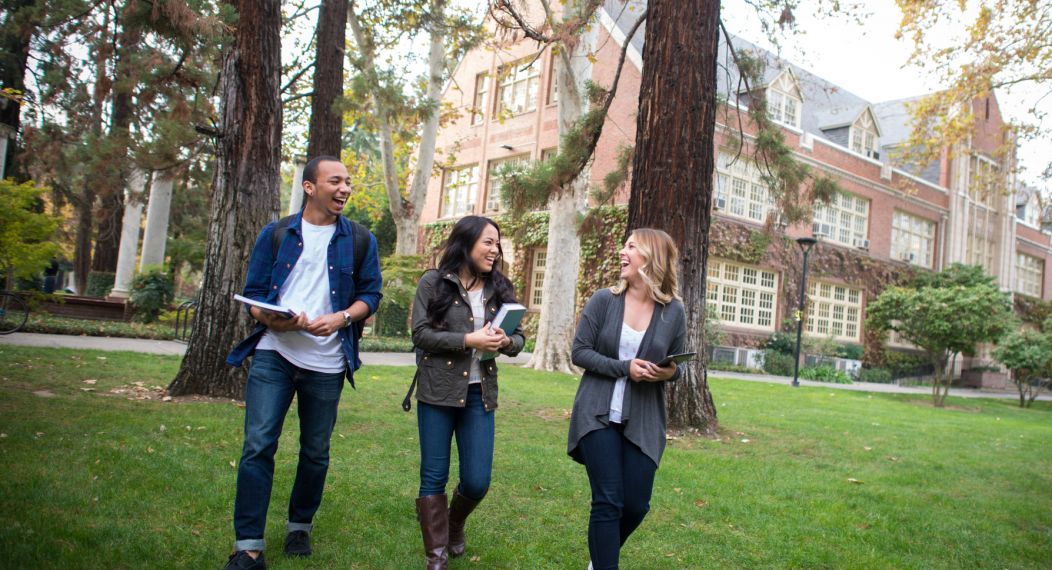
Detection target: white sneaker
<box><xmin>588</xmin><ymin>563</ymin><xmax>594</xmax><ymax>570</ymax></box>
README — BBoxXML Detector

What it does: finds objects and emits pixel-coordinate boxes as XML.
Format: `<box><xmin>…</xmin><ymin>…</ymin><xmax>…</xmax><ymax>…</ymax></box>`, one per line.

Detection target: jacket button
<box><xmin>446</xmin><ymin>361</ymin><xmax>452</xmax><ymax>366</ymax></box>
<box><xmin>459</xmin><ymin>399</ymin><xmax>465</xmax><ymax>404</ymax></box>
<box><xmin>286</xmin><ymin>263</ymin><xmax>291</xmax><ymax>268</ymax></box>
<box><xmin>454</xmin><ymin>300</ymin><xmax>460</xmax><ymax>305</ymax></box>
<box><xmin>462</xmin><ymin>371</ymin><xmax>468</xmax><ymax>377</ymax></box>
<box><xmin>423</xmin><ymin>356</ymin><xmax>429</xmax><ymax>361</ymax></box>
<box><xmin>329</xmin><ymin>265</ymin><xmax>333</xmax><ymax>270</ymax></box>
<box><xmin>298</xmin><ymin>242</ymin><xmax>302</xmax><ymax>247</ymax></box>
<box><xmin>272</xmin><ymin>285</ymin><xmax>278</xmax><ymax>289</ymax></box>
<box><xmin>490</xmin><ymin>307</ymin><xmax>496</xmax><ymax>312</ymax></box>
<box><xmin>488</xmin><ymin>366</ymin><xmax>494</xmax><ymax>373</ymax></box>
<box><xmin>331</xmin><ymin>290</ymin><xmax>336</xmax><ymax>295</ymax></box>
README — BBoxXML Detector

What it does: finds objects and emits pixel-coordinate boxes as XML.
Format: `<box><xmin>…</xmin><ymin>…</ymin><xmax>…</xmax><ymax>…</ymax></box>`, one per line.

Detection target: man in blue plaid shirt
<box><xmin>224</xmin><ymin>156</ymin><xmax>382</xmax><ymax>569</ymax></box>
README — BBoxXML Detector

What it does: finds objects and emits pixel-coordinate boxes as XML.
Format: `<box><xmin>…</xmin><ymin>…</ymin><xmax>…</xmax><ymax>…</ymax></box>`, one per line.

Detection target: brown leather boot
<box><xmin>447</xmin><ymin>489</ymin><xmax>481</xmax><ymax>557</ymax></box>
<box><xmin>416</xmin><ymin>494</ymin><xmax>449</xmax><ymax>570</ymax></box>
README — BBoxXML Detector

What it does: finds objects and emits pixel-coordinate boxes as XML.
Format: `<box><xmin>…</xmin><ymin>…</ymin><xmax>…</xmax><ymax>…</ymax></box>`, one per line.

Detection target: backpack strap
<box><xmin>271</xmin><ymin>214</ymin><xmax>296</xmax><ymax>259</ymax></box>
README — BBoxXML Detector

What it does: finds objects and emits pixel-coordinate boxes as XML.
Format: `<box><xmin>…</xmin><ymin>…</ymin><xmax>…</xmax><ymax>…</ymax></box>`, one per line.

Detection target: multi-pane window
<box><xmin>485</xmin><ymin>155</ymin><xmax>529</xmax><ymax>212</ymax></box>
<box><xmin>1020</xmin><ymin>194</ymin><xmax>1041</xmax><ymax>227</ymax></box>
<box><xmin>967</xmin><ymin>206</ymin><xmax>997</xmax><ymax>274</ymax></box>
<box><xmin>715</xmin><ymin>154</ymin><xmax>777</xmax><ymax>224</ymax></box>
<box><xmin>529</xmin><ymin>249</ymin><xmax>547</xmax><ymax>309</ymax></box>
<box><xmin>1016</xmin><ymin>252</ymin><xmax>1044</xmax><ymax>298</ymax></box>
<box><xmin>441</xmin><ymin>165</ymin><xmax>479</xmax><ymax>218</ymax></box>
<box><xmin>547</xmin><ymin>53</ymin><xmax>559</xmax><ymax>105</ymax></box>
<box><xmin>768</xmin><ymin>89</ymin><xmax>801</xmax><ymax>128</ymax></box>
<box><xmin>813</xmin><ymin>191</ymin><xmax>869</xmax><ymax>247</ymax></box>
<box><xmin>968</xmin><ymin>154</ymin><xmax>1000</xmax><ymax>208</ymax></box>
<box><xmin>497</xmin><ymin>56</ymin><xmax>541</xmax><ymax>116</ymax></box>
<box><xmin>891</xmin><ymin>210</ymin><xmax>936</xmax><ymax>267</ymax></box>
<box><xmin>471</xmin><ymin>73</ymin><xmax>489</xmax><ymax>125</ymax></box>
<box><xmin>706</xmin><ymin>259</ymin><xmax>779</xmax><ymax>331</ymax></box>
<box><xmin>849</xmin><ymin>111</ymin><xmax>880</xmax><ymax>157</ymax></box>
<box><xmin>806</xmin><ymin>281</ymin><xmax>863</xmax><ymax>342</ymax></box>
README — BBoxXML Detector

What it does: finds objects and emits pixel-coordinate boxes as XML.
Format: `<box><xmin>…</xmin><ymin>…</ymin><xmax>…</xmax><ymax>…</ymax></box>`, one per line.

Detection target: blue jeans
<box><xmin>233</xmin><ymin>350</ymin><xmax>344</xmax><ymax>551</ymax></box>
<box><xmin>417</xmin><ymin>384</ymin><xmax>494</xmax><ymax>500</ymax></box>
<box><xmin>577</xmin><ymin>424</ymin><xmax>658</xmax><ymax>570</ymax></box>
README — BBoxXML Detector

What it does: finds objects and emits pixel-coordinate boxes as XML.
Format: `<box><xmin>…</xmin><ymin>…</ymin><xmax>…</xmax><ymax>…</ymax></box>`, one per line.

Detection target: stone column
<box><xmin>288</xmin><ymin>156</ymin><xmax>307</xmax><ymax>215</ymax></box>
<box><xmin>108</xmin><ymin>169</ymin><xmax>148</xmax><ymax>299</ymax></box>
<box><xmin>140</xmin><ymin>172</ymin><xmax>174</xmax><ymax>270</ymax></box>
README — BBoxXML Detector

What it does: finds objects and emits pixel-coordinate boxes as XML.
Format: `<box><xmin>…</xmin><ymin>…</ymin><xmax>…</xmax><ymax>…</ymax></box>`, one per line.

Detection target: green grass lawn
<box><xmin>1</xmin><ymin>346</ymin><xmax>1050</xmax><ymax>569</ymax></box>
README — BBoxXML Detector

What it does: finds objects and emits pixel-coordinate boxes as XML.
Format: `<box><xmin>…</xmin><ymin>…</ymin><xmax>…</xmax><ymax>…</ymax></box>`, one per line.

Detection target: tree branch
<box><xmin>281</xmin><ymin>61</ymin><xmax>316</xmax><ymax>93</ymax></box>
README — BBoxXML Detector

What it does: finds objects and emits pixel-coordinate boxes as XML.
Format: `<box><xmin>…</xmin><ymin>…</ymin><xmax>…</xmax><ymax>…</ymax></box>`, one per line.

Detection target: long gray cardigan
<box><xmin>567</xmin><ymin>288</ymin><xmax>687</xmax><ymax>466</ymax></box>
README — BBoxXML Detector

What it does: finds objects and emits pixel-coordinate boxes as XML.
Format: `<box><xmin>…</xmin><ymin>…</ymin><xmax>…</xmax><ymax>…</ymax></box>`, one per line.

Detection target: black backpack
<box><xmin>271</xmin><ymin>214</ymin><xmax>372</xmax><ymax>341</ymax></box>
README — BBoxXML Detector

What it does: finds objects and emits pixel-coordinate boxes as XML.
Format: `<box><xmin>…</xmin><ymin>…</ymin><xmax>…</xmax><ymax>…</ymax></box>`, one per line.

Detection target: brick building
<box><xmin>417</xmin><ymin>0</ymin><xmax>1052</xmax><ymax>381</ymax></box>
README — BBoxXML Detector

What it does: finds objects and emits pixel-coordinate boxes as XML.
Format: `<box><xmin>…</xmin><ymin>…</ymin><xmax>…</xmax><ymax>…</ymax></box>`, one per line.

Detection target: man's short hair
<box><xmin>302</xmin><ymin>155</ymin><xmax>342</xmax><ymax>185</ymax></box>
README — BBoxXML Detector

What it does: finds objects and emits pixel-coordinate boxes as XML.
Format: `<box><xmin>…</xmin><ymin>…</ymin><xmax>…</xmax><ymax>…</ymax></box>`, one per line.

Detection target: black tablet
<box><xmin>657</xmin><ymin>351</ymin><xmax>696</xmax><ymax>367</ymax></box>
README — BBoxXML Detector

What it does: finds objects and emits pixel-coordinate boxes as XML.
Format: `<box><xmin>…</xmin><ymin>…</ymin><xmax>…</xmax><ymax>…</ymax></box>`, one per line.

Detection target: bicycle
<box><xmin>0</xmin><ymin>291</ymin><xmax>29</xmax><ymax>335</ymax></box>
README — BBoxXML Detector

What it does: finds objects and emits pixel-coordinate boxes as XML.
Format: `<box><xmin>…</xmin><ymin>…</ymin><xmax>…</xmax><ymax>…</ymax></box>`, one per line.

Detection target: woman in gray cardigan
<box><xmin>568</xmin><ymin>228</ymin><xmax>687</xmax><ymax>570</ymax></box>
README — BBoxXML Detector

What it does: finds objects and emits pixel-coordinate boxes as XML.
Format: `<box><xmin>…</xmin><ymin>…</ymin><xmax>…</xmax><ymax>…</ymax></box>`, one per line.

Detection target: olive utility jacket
<box><xmin>411</xmin><ymin>269</ymin><xmax>526</xmax><ymax>411</ymax></box>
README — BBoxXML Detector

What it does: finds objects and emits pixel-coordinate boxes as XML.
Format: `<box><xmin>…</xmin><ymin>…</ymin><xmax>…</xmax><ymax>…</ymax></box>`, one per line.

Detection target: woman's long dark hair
<box><xmin>427</xmin><ymin>216</ymin><xmax>517</xmax><ymax>329</ymax></box>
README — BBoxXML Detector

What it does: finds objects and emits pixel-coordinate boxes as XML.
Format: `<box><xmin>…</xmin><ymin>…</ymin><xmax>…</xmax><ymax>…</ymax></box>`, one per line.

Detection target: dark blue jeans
<box><xmin>417</xmin><ymin>384</ymin><xmax>494</xmax><ymax>500</ymax></box>
<box><xmin>233</xmin><ymin>350</ymin><xmax>344</xmax><ymax>551</ymax></box>
<box><xmin>577</xmin><ymin>424</ymin><xmax>658</xmax><ymax>570</ymax></box>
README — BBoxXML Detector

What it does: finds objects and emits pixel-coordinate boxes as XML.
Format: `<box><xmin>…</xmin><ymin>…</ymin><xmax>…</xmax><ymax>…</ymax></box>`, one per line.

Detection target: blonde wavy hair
<box><xmin>610</xmin><ymin>228</ymin><xmax>681</xmax><ymax>304</ymax></box>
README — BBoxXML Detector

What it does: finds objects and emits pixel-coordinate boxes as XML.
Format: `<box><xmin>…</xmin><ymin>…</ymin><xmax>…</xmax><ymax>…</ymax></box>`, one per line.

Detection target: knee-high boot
<box><xmin>416</xmin><ymin>494</ymin><xmax>449</xmax><ymax>570</ymax></box>
<box><xmin>447</xmin><ymin>488</ymin><xmax>482</xmax><ymax>558</ymax></box>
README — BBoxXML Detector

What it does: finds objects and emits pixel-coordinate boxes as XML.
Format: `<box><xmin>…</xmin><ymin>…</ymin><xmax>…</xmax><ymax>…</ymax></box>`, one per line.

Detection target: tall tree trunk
<box><xmin>348</xmin><ymin>0</ymin><xmax>445</xmax><ymax>256</ymax></box>
<box><xmin>306</xmin><ymin>0</ymin><xmax>348</xmax><ymax>159</ymax></box>
<box><xmin>91</xmin><ymin>9</ymin><xmax>141</xmax><ymax>273</ymax></box>
<box><xmin>169</xmin><ymin>0</ymin><xmax>283</xmax><ymax>398</ymax></box>
<box><xmin>626</xmin><ymin>0</ymin><xmax>719</xmax><ymax>433</ymax></box>
<box><xmin>0</xmin><ymin>0</ymin><xmax>36</xmax><ymax>182</ymax></box>
<box><xmin>527</xmin><ymin>1</ymin><xmax>594</xmax><ymax>374</ymax></box>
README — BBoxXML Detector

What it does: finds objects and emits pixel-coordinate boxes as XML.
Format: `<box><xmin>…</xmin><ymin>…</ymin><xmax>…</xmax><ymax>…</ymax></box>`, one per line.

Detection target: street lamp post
<box><xmin>792</xmin><ymin>236</ymin><xmax>818</xmax><ymax>388</ymax></box>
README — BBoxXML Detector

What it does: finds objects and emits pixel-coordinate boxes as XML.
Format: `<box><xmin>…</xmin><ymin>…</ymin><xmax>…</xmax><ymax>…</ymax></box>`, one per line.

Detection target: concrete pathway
<box><xmin>2</xmin><ymin>332</ymin><xmax>1046</xmax><ymax>401</ymax></box>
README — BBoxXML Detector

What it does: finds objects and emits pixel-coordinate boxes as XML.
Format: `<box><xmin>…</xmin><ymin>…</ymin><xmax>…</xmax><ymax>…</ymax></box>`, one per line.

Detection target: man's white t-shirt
<box><xmin>257</xmin><ymin>219</ymin><xmax>345</xmax><ymax>373</ymax></box>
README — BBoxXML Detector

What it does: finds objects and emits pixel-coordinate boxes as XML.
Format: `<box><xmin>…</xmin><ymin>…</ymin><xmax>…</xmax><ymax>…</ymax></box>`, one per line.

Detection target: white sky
<box><xmin>720</xmin><ymin>0</ymin><xmax>1050</xmax><ymax>190</ymax></box>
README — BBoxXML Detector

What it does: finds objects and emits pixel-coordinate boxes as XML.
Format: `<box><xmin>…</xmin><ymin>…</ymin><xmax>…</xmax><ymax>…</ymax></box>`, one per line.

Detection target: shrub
<box><xmin>374</xmin><ymin>300</ymin><xmax>409</xmax><ymax>337</ymax></box>
<box><xmin>762</xmin><ymin>349</ymin><xmax>795</xmax><ymax>376</ymax></box>
<box><xmin>857</xmin><ymin>367</ymin><xmax>893</xmax><ymax>384</ymax></box>
<box><xmin>709</xmin><ymin>361</ymin><xmax>763</xmax><ymax>374</ymax></box>
<box><xmin>129</xmin><ymin>269</ymin><xmax>175</xmax><ymax>323</ymax></box>
<box><xmin>85</xmin><ymin>271</ymin><xmax>115</xmax><ymax>297</ymax></box>
<box><xmin>836</xmin><ymin>343</ymin><xmax>864</xmax><ymax>360</ymax></box>
<box><xmin>799</xmin><ymin>365</ymin><xmax>852</xmax><ymax>384</ymax></box>
<box><xmin>764</xmin><ymin>331</ymin><xmax>797</xmax><ymax>355</ymax></box>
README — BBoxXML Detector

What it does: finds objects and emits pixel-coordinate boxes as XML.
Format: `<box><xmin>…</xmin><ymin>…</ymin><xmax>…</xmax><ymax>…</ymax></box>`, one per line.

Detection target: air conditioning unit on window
<box><xmin>812</xmin><ymin>222</ymin><xmax>833</xmax><ymax>237</ymax></box>
<box><xmin>866</xmin><ymin>150</ymin><xmax>881</xmax><ymax>160</ymax></box>
<box><xmin>714</xmin><ymin>196</ymin><xmax>727</xmax><ymax>210</ymax></box>
<box><xmin>852</xmin><ymin>238</ymin><xmax>870</xmax><ymax>250</ymax></box>
<box><xmin>900</xmin><ymin>251</ymin><xmax>915</xmax><ymax>262</ymax></box>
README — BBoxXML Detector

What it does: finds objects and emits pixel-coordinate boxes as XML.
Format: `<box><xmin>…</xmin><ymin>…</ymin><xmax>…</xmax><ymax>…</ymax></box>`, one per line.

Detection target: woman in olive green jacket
<box><xmin>410</xmin><ymin>216</ymin><xmax>525</xmax><ymax>569</ymax></box>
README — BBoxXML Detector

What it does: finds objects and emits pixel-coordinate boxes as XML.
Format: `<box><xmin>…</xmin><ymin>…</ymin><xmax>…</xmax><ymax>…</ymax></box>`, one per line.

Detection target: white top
<box><xmin>257</xmin><ymin>220</ymin><xmax>345</xmax><ymax>373</ymax></box>
<box><xmin>467</xmin><ymin>289</ymin><xmax>485</xmax><ymax>384</ymax></box>
<box><xmin>609</xmin><ymin>321</ymin><xmax>645</xmax><ymax>423</ymax></box>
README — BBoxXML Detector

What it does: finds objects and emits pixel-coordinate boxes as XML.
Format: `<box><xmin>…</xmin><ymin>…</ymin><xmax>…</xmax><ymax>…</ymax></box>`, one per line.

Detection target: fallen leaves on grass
<box><xmin>847</xmin><ymin>478</ymin><xmax>864</xmax><ymax>484</ymax></box>
<box><xmin>695</xmin><ymin>499</ymin><xmax>707</xmax><ymax>508</ymax></box>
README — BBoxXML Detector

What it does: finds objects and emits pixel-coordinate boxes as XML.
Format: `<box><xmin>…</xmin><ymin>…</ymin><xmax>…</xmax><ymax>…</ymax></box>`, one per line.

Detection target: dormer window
<box><xmin>849</xmin><ymin>109</ymin><xmax>880</xmax><ymax>158</ymax></box>
<box><xmin>766</xmin><ymin>71</ymin><xmax>802</xmax><ymax>129</ymax></box>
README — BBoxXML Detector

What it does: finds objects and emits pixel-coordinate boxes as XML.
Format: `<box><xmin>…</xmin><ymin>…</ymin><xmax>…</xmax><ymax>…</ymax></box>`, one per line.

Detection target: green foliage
<box><xmin>129</xmin><ymin>268</ymin><xmax>175</xmax><ymax>323</ymax></box>
<box><xmin>857</xmin><ymin>367</ymin><xmax>893</xmax><ymax>384</ymax></box>
<box><xmin>708</xmin><ymin>361</ymin><xmax>764</xmax><ymax>374</ymax></box>
<box><xmin>799</xmin><ymin>365</ymin><xmax>853</xmax><ymax>384</ymax></box>
<box><xmin>763</xmin><ymin>349</ymin><xmax>796</xmax><ymax>376</ymax></box>
<box><xmin>867</xmin><ymin>263</ymin><xmax>1014</xmax><ymax>405</ymax></box>
<box><xmin>376</xmin><ymin>255</ymin><xmax>425</xmax><ymax>337</ymax></box>
<box><xmin>803</xmin><ymin>334</ymin><xmax>841</xmax><ymax>358</ymax></box>
<box><xmin>836</xmin><ymin>343</ymin><xmax>864</xmax><ymax>360</ymax></box>
<box><xmin>85</xmin><ymin>272</ymin><xmax>115</xmax><ymax>297</ymax></box>
<box><xmin>0</xmin><ymin>180</ymin><xmax>61</xmax><ymax>290</ymax></box>
<box><xmin>879</xmin><ymin>350</ymin><xmax>932</xmax><ymax>377</ymax></box>
<box><xmin>593</xmin><ymin>143</ymin><xmax>634</xmax><ymax>204</ymax></box>
<box><xmin>764</xmin><ymin>331</ymin><xmax>797</xmax><ymax>355</ymax></box>
<box><xmin>992</xmin><ymin>329</ymin><xmax>1052</xmax><ymax>407</ymax></box>
<box><xmin>577</xmin><ymin>205</ymin><xmax>628</xmax><ymax>309</ymax></box>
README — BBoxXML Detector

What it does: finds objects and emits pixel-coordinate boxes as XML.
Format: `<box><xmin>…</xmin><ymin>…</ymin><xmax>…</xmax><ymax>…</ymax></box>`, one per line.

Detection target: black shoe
<box><xmin>225</xmin><ymin>551</ymin><xmax>265</xmax><ymax>569</ymax></box>
<box><xmin>284</xmin><ymin>530</ymin><xmax>312</xmax><ymax>557</ymax></box>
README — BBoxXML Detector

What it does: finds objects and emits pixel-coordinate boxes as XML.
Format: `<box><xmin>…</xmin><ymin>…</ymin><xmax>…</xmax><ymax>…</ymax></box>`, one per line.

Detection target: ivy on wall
<box><xmin>1014</xmin><ymin>294</ymin><xmax>1052</xmax><ymax>328</ymax></box>
<box><xmin>577</xmin><ymin>205</ymin><xmax>628</xmax><ymax>311</ymax></box>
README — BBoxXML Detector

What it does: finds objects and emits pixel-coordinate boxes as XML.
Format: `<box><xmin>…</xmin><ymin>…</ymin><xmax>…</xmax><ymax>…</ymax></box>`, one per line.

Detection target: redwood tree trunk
<box><xmin>626</xmin><ymin>0</ymin><xmax>720</xmax><ymax>433</ymax></box>
<box><xmin>168</xmin><ymin>0</ymin><xmax>283</xmax><ymax>398</ymax></box>
<box><xmin>0</xmin><ymin>0</ymin><xmax>36</xmax><ymax>182</ymax></box>
<box><xmin>306</xmin><ymin>0</ymin><xmax>347</xmax><ymax>159</ymax></box>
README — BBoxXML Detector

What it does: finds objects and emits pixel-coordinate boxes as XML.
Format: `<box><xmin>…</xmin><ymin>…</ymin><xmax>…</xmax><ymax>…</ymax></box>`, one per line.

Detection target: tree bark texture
<box><xmin>168</xmin><ymin>0</ymin><xmax>283</xmax><ymax>398</ymax></box>
<box><xmin>527</xmin><ymin>2</ymin><xmax>594</xmax><ymax>374</ymax></box>
<box><xmin>626</xmin><ymin>0</ymin><xmax>720</xmax><ymax>433</ymax></box>
<box><xmin>0</xmin><ymin>0</ymin><xmax>36</xmax><ymax>182</ymax></box>
<box><xmin>306</xmin><ymin>0</ymin><xmax>348</xmax><ymax>159</ymax></box>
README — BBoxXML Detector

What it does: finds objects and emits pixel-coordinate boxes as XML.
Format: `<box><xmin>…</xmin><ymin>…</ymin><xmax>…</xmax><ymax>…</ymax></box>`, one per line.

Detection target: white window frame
<box><xmin>967</xmin><ymin>205</ymin><xmax>997</xmax><ymax>274</ymax></box>
<box><xmin>806</xmin><ymin>281</ymin><xmax>863</xmax><ymax>342</ymax></box>
<box><xmin>1015</xmin><ymin>252</ymin><xmax>1043</xmax><ymax>298</ymax></box>
<box><xmin>715</xmin><ymin>154</ymin><xmax>777</xmax><ymax>224</ymax></box>
<box><xmin>849</xmin><ymin>111</ymin><xmax>880</xmax><ymax>158</ymax></box>
<box><xmin>529</xmin><ymin>248</ymin><xmax>547</xmax><ymax>309</ymax></box>
<box><xmin>891</xmin><ymin>210</ymin><xmax>936</xmax><ymax>267</ymax></box>
<box><xmin>485</xmin><ymin>155</ymin><xmax>529</xmax><ymax>213</ymax></box>
<box><xmin>706</xmin><ymin>259</ymin><xmax>779</xmax><ymax>331</ymax></box>
<box><xmin>813</xmin><ymin>191</ymin><xmax>869</xmax><ymax>247</ymax></box>
<box><xmin>497</xmin><ymin>56</ymin><xmax>541</xmax><ymax>116</ymax></box>
<box><xmin>766</xmin><ymin>71</ymin><xmax>802</xmax><ymax>129</ymax></box>
<box><xmin>441</xmin><ymin>164</ymin><xmax>479</xmax><ymax>219</ymax></box>
<box><xmin>471</xmin><ymin>73</ymin><xmax>489</xmax><ymax>126</ymax></box>
<box><xmin>968</xmin><ymin>154</ymin><xmax>1000</xmax><ymax>209</ymax></box>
